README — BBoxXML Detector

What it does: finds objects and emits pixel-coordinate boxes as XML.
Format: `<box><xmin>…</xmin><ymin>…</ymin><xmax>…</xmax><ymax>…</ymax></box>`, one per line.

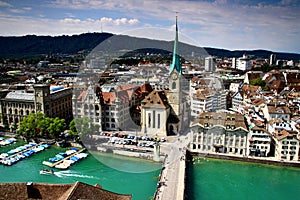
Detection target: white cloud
<box><xmin>8</xmin><ymin>7</ymin><xmax>32</xmax><ymax>13</ymax></box>
<box><xmin>9</xmin><ymin>8</ymin><xmax>26</xmax><ymax>13</ymax></box>
<box><xmin>23</xmin><ymin>7</ymin><xmax>32</xmax><ymax>11</ymax></box>
<box><xmin>1</xmin><ymin>0</ymin><xmax>300</xmax><ymax>53</ymax></box>
<box><xmin>0</xmin><ymin>15</ymin><xmax>140</xmax><ymax>36</ymax></box>
<box><xmin>0</xmin><ymin>1</ymin><xmax>12</xmax><ymax>7</ymax></box>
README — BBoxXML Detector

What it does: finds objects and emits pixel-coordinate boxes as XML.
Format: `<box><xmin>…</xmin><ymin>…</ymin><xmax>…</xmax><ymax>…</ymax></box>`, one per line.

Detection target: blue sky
<box><xmin>0</xmin><ymin>0</ymin><xmax>299</xmax><ymax>53</ymax></box>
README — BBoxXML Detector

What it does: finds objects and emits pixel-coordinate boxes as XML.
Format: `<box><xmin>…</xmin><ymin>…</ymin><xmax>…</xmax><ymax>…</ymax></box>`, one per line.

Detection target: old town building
<box><xmin>0</xmin><ymin>84</ymin><xmax>72</xmax><ymax>130</ymax></box>
<box><xmin>190</xmin><ymin>112</ymin><xmax>248</xmax><ymax>156</ymax></box>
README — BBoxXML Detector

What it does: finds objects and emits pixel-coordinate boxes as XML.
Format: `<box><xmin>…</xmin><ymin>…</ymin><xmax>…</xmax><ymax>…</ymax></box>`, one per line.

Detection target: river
<box><xmin>0</xmin><ymin>141</ymin><xmax>161</xmax><ymax>200</ymax></box>
<box><xmin>186</xmin><ymin>157</ymin><xmax>300</xmax><ymax>200</ymax></box>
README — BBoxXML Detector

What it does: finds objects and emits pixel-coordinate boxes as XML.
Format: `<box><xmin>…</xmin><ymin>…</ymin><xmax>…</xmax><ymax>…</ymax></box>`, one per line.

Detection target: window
<box><xmin>172</xmin><ymin>82</ymin><xmax>176</xmax><ymax>89</ymax></box>
<box><xmin>148</xmin><ymin>113</ymin><xmax>151</xmax><ymax>128</ymax></box>
<box><xmin>157</xmin><ymin>114</ymin><xmax>160</xmax><ymax>129</ymax></box>
<box><xmin>153</xmin><ymin>110</ymin><xmax>156</xmax><ymax>128</ymax></box>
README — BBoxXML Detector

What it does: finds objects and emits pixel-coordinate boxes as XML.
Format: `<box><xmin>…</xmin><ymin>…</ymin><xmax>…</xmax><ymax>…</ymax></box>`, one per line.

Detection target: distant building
<box><xmin>0</xmin><ymin>84</ymin><xmax>73</xmax><ymax>130</ymax></box>
<box><xmin>204</xmin><ymin>56</ymin><xmax>216</xmax><ymax>72</ymax></box>
<box><xmin>269</xmin><ymin>54</ymin><xmax>276</xmax><ymax>66</ymax></box>
<box><xmin>237</xmin><ymin>54</ymin><xmax>251</xmax><ymax>71</ymax></box>
<box><xmin>231</xmin><ymin>57</ymin><xmax>237</xmax><ymax>69</ymax></box>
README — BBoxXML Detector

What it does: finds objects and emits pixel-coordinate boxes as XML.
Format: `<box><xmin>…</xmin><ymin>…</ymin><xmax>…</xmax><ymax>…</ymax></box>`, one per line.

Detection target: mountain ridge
<box><xmin>0</xmin><ymin>32</ymin><xmax>299</xmax><ymax>60</ymax></box>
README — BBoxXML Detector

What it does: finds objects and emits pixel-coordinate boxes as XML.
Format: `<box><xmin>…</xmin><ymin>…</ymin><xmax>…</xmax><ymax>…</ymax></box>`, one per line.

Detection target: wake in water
<box><xmin>54</xmin><ymin>170</ymin><xmax>98</xmax><ymax>179</ymax></box>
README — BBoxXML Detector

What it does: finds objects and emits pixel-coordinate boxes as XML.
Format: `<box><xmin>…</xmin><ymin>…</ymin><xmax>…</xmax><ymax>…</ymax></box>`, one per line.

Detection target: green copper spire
<box><xmin>170</xmin><ymin>15</ymin><xmax>182</xmax><ymax>75</ymax></box>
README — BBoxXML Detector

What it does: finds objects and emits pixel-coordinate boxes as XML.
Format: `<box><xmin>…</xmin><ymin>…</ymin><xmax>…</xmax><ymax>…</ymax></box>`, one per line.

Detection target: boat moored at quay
<box><xmin>0</xmin><ymin>143</ymin><xmax>51</xmax><ymax>166</ymax></box>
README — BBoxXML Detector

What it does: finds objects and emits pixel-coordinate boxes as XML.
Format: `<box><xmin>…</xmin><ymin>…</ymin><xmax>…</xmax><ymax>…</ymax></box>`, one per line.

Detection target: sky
<box><xmin>0</xmin><ymin>0</ymin><xmax>299</xmax><ymax>53</ymax></box>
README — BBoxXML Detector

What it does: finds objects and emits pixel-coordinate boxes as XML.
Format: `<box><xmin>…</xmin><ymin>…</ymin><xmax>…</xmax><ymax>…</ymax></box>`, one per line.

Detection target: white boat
<box><xmin>39</xmin><ymin>169</ymin><xmax>54</xmax><ymax>175</ymax></box>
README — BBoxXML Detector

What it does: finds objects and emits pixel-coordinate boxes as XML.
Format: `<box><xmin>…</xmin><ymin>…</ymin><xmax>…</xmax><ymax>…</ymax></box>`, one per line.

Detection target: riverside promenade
<box><xmin>155</xmin><ymin>133</ymin><xmax>191</xmax><ymax>200</ymax></box>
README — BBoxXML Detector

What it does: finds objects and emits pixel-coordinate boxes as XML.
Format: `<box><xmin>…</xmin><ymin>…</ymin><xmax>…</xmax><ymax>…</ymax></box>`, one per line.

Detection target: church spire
<box><xmin>170</xmin><ymin>15</ymin><xmax>182</xmax><ymax>75</ymax></box>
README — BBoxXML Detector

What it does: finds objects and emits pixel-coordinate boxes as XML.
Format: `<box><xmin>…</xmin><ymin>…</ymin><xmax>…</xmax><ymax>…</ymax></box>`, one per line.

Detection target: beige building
<box><xmin>0</xmin><ymin>84</ymin><xmax>72</xmax><ymax>130</ymax></box>
<box><xmin>190</xmin><ymin>112</ymin><xmax>249</xmax><ymax>156</ymax></box>
<box><xmin>247</xmin><ymin>126</ymin><xmax>271</xmax><ymax>157</ymax></box>
<box><xmin>274</xmin><ymin>130</ymin><xmax>300</xmax><ymax>161</ymax></box>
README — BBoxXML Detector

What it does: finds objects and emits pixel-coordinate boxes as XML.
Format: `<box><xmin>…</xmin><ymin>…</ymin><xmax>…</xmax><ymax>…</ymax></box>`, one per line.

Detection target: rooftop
<box><xmin>0</xmin><ymin>181</ymin><xmax>132</xmax><ymax>200</ymax></box>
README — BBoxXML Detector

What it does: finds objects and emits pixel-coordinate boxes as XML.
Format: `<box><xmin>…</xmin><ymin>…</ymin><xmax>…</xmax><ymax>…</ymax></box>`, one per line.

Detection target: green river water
<box><xmin>0</xmin><ymin>141</ymin><xmax>161</xmax><ymax>200</ymax></box>
<box><xmin>2</xmin><ymin>141</ymin><xmax>300</xmax><ymax>200</ymax></box>
<box><xmin>186</xmin><ymin>157</ymin><xmax>300</xmax><ymax>200</ymax></box>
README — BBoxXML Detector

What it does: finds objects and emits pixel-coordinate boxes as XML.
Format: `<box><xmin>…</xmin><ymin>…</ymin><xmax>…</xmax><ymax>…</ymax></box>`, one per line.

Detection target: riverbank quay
<box><xmin>95</xmin><ymin>144</ymin><xmax>165</xmax><ymax>161</ymax></box>
<box><xmin>189</xmin><ymin>151</ymin><xmax>300</xmax><ymax>168</ymax></box>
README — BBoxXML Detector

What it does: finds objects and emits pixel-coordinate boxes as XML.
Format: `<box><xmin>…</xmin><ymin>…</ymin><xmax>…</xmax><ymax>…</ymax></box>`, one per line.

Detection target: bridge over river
<box><xmin>155</xmin><ymin>132</ymin><xmax>191</xmax><ymax>200</ymax></box>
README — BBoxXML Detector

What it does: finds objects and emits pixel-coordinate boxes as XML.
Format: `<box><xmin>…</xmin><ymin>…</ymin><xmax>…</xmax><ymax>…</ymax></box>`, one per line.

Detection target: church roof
<box><xmin>142</xmin><ymin>90</ymin><xmax>169</xmax><ymax>109</ymax></box>
<box><xmin>169</xmin><ymin>16</ymin><xmax>182</xmax><ymax>76</ymax></box>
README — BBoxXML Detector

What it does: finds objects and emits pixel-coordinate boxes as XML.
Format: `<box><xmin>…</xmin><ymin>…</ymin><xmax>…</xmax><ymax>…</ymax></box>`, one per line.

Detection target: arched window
<box><xmin>172</xmin><ymin>82</ymin><xmax>176</xmax><ymax>89</ymax></box>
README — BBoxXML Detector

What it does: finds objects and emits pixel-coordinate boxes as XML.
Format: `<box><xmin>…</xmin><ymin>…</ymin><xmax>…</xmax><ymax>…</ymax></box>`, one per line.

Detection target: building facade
<box><xmin>274</xmin><ymin>130</ymin><xmax>299</xmax><ymax>161</ymax></box>
<box><xmin>190</xmin><ymin>112</ymin><xmax>248</xmax><ymax>156</ymax></box>
<box><xmin>0</xmin><ymin>84</ymin><xmax>73</xmax><ymax>130</ymax></box>
<box><xmin>247</xmin><ymin>126</ymin><xmax>271</xmax><ymax>157</ymax></box>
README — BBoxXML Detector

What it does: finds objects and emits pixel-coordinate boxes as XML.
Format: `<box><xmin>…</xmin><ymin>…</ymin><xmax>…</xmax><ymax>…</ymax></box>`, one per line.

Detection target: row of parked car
<box><xmin>100</xmin><ymin>132</ymin><xmax>166</xmax><ymax>142</ymax></box>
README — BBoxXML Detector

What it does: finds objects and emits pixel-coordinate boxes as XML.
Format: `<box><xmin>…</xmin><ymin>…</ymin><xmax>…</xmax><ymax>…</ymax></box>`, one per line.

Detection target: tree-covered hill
<box><xmin>0</xmin><ymin>32</ymin><xmax>299</xmax><ymax>60</ymax></box>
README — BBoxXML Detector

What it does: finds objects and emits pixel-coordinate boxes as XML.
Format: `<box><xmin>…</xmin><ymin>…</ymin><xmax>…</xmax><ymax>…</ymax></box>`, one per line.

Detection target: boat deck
<box><xmin>42</xmin><ymin>148</ymin><xmax>86</xmax><ymax>168</ymax></box>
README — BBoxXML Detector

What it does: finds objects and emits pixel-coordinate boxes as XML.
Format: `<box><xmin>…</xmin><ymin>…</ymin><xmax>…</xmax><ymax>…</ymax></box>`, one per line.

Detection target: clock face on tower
<box><xmin>171</xmin><ymin>73</ymin><xmax>178</xmax><ymax>80</ymax></box>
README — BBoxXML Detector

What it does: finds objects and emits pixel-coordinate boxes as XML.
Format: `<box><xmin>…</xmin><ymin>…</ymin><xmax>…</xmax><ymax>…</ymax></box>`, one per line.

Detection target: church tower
<box><xmin>168</xmin><ymin>16</ymin><xmax>182</xmax><ymax>118</ymax></box>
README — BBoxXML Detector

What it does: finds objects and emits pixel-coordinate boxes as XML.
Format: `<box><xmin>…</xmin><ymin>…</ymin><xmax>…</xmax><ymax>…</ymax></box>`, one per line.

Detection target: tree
<box><xmin>17</xmin><ymin>113</ymin><xmax>40</xmax><ymax>137</ymax></box>
<box><xmin>47</xmin><ymin>117</ymin><xmax>65</xmax><ymax>138</ymax></box>
<box><xmin>17</xmin><ymin>112</ymin><xmax>66</xmax><ymax>139</ymax></box>
<box><xmin>69</xmin><ymin>117</ymin><xmax>99</xmax><ymax>140</ymax></box>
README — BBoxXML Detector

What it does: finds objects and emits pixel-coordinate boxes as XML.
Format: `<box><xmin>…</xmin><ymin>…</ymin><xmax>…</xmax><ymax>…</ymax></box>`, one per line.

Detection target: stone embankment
<box><xmin>190</xmin><ymin>152</ymin><xmax>300</xmax><ymax>168</ymax></box>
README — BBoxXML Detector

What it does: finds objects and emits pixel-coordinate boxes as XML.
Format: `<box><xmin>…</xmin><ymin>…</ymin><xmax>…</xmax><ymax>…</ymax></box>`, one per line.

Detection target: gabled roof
<box><xmin>0</xmin><ymin>182</ymin><xmax>132</xmax><ymax>200</ymax></box>
<box><xmin>251</xmin><ymin>98</ymin><xmax>265</xmax><ymax>106</ymax></box>
<box><xmin>267</xmin><ymin>105</ymin><xmax>291</xmax><ymax>114</ymax></box>
<box><xmin>59</xmin><ymin>182</ymin><xmax>132</xmax><ymax>200</ymax></box>
<box><xmin>268</xmin><ymin>79</ymin><xmax>285</xmax><ymax>91</ymax></box>
<box><xmin>275</xmin><ymin>130</ymin><xmax>299</xmax><ymax>141</ymax></box>
<box><xmin>142</xmin><ymin>90</ymin><xmax>169</xmax><ymax>109</ymax></box>
<box><xmin>191</xmin><ymin>112</ymin><xmax>248</xmax><ymax>132</ymax></box>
